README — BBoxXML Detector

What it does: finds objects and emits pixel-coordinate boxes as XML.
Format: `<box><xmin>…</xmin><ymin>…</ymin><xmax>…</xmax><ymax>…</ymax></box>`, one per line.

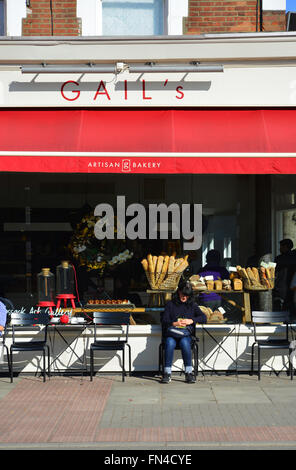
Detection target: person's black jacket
<box><xmin>161</xmin><ymin>299</ymin><xmax>207</xmax><ymax>338</ymax></box>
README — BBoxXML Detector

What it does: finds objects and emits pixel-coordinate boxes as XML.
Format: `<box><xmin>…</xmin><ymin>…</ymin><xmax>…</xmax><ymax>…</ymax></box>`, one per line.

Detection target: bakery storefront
<box><xmin>1</xmin><ymin>34</ymin><xmax>296</xmax><ymax>374</ymax></box>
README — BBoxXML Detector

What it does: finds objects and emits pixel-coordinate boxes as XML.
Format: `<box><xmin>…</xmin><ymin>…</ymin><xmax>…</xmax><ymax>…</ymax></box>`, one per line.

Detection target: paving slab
<box><xmin>0</xmin><ymin>372</ymin><xmax>296</xmax><ymax>450</ymax></box>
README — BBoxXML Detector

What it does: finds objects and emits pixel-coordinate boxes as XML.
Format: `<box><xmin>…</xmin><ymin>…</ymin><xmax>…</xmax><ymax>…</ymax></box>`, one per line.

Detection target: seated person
<box><xmin>161</xmin><ymin>280</ymin><xmax>207</xmax><ymax>384</ymax></box>
<box><xmin>197</xmin><ymin>250</ymin><xmax>229</xmax><ymax>311</ymax></box>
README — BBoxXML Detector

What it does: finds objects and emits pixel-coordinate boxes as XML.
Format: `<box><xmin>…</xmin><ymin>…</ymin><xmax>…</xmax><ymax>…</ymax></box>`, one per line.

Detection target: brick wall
<box><xmin>184</xmin><ymin>0</ymin><xmax>259</xmax><ymax>34</ymax></box>
<box><xmin>22</xmin><ymin>0</ymin><xmax>81</xmax><ymax>36</ymax></box>
<box><xmin>263</xmin><ymin>11</ymin><xmax>286</xmax><ymax>31</ymax></box>
<box><xmin>184</xmin><ymin>0</ymin><xmax>286</xmax><ymax>35</ymax></box>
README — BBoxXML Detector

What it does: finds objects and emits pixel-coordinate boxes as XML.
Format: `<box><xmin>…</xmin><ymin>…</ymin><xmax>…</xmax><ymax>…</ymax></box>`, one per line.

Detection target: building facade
<box><xmin>0</xmin><ymin>0</ymin><xmax>294</xmax><ymax>37</ymax></box>
<box><xmin>0</xmin><ymin>1</ymin><xmax>295</xmax><ymax>316</ymax></box>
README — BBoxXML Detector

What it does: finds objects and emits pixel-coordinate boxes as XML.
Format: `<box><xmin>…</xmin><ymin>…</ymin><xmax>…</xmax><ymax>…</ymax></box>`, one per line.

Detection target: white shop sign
<box><xmin>1</xmin><ymin>66</ymin><xmax>296</xmax><ymax>107</ymax></box>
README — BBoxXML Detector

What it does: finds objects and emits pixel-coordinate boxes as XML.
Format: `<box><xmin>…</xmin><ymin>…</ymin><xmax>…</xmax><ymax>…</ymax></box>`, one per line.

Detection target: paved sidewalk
<box><xmin>0</xmin><ymin>372</ymin><xmax>296</xmax><ymax>450</ymax></box>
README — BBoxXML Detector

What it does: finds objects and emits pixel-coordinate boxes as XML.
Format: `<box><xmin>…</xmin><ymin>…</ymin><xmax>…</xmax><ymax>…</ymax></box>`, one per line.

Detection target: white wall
<box><xmin>1</xmin><ymin>324</ymin><xmax>294</xmax><ymax>374</ymax></box>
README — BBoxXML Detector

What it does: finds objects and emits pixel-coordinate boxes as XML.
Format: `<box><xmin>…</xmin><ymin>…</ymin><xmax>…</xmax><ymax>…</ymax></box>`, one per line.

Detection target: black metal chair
<box><xmin>158</xmin><ymin>322</ymin><xmax>199</xmax><ymax>377</ymax></box>
<box><xmin>0</xmin><ymin>298</ymin><xmax>12</xmax><ymax>377</ymax></box>
<box><xmin>250</xmin><ymin>310</ymin><xmax>294</xmax><ymax>380</ymax></box>
<box><xmin>1</xmin><ymin>322</ymin><xmax>11</xmax><ymax>377</ymax></box>
<box><xmin>89</xmin><ymin>311</ymin><xmax>131</xmax><ymax>382</ymax></box>
<box><xmin>10</xmin><ymin>312</ymin><xmax>51</xmax><ymax>383</ymax></box>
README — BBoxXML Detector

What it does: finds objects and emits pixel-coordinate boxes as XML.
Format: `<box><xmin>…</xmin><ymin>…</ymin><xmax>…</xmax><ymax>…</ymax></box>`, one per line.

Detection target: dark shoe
<box><xmin>161</xmin><ymin>373</ymin><xmax>171</xmax><ymax>384</ymax></box>
<box><xmin>185</xmin><ymin>373</ymin><xmax>196</xmax><ymax>384</ymax></box>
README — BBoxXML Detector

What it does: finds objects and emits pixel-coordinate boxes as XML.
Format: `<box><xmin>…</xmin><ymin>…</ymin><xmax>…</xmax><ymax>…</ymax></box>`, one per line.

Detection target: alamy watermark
<box><xmin>94</xmin><ymin>195</ymin><xmax>202</xmax><ymax>250</ymax></box>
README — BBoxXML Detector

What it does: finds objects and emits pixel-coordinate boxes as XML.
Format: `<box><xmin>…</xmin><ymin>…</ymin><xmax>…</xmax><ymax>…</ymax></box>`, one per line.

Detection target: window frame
<box><xmin>77</xmin><ymin>0</ymin><xmax>189</xmax><ymax>36</ymax></box>
<box><xmin>0</xmin><ymin>0</ymin><xmax>6</xmax><ymax>36</ymax></box>
<box><xmin>101</xmin><ymin>0</ymin><xmax>165</xmax><ymax>36</ymax></box>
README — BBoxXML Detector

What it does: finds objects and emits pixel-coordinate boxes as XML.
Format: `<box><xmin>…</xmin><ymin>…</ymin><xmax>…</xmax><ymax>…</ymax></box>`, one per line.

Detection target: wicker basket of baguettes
<box><xmin>235</xmin><ymin>264</ymin><xmax>275</xmax><ymax>290</ymax></box>
<box><xmin>189</xmin><ymin>263</ymin><xmax>275</xmax><ymax>292</ymax></box>
<box><xmin>141</xmin><ymin>254</ymin><xmax>189</xmax><ymax>290</ymax></box>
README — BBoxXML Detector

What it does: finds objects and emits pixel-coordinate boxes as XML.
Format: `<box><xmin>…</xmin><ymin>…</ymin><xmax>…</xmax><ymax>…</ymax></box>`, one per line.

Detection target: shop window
<box><xmin>0</xmin><ymin>0</ymin><xmax>5</xmax><ymax>36</ymax></box>
<box><xmin>102</xmin><ymin>0</ymin><xmax>164</xmax><ymax>35</ymax></box>
<box><xmin>223</xmin><ymin>237</ymin><xmax>232</xmax><ymax>260</ymax></box>
<box><xmin>202</xmin><ymin>233</ymin><xmax>214</xmax><ymax>266</ymax></box>
<box><xmin>143</xmin><ymin>177</ymin><xmax>165</xmax><ymax>200</ymax></box>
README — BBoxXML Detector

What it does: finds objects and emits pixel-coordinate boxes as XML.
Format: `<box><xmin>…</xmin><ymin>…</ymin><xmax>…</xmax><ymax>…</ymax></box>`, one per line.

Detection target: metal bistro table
<box><xmin>196</xmin><ymin>323</ymin><xmax>241</xmax><ymax>376</ymax></box>
<box><xmin>48</xmin><ymin>323</ymin><xmax>89</xmax><ymax>374</ymax></box>
<box><xmin>48</xmin><ymin>304</ymin><xmax>138</xmax><ymax>374</ymax></box>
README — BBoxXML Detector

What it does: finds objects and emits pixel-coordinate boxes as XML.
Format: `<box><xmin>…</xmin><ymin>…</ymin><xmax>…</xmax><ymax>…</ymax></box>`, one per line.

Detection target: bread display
<box><xmin>198</xmin><ymin>305</ymin><xmax>212</xmax><ymax>321</ymax></box>
<box><xmin>206</xmin><ymin>280</ymin><xmax>214</xmax><ymax>290</ymax></box>
<box><xmin>214</xmin><ymin>280</ymin><xmax>223</xmax><ymax>290</ymax></box>
<box><xmin>198</xmin><ymin>305</ymin><xmax>226</xmax><ymax>323</ymax></box>
<box><xmin>236</xmin><ymin>263</ymin><xmax>275</xmax><ymax>290</ymax></box>
<box><xmin>141</xmin><ymin>254</ymin><xmax>189</xmax><ymax>290</ymax></box>
<box><xmin>222</xmin><ymin>279</ymin><xmax>231</xmax><ymax>291</ymax></box>
<box><xmin>232</xmin><ymin>278</ymin><xmax>243</xmax><ymax>290</ymax></box>
<box><xmin>210</xmin><ymin>310</ymin><xmax>224</xmax><ymax>322</ymax></box>
<box><xmin>190</xmin><ymin>276</ymin><xmax>232</xmax><ymax>292</ymax></box>
<box><xmin>189</xmin><ymin>275</ymin><xmax>207</xmax><ymax>291</ymax></box>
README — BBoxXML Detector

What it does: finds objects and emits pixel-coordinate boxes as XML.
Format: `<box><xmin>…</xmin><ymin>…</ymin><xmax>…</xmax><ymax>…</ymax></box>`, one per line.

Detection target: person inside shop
<box><xmin>197</xmin><ymin>249</ymin><xmax>230</xmax><ymax>311</ymax></box>
<box><xmin>160</xmin><ymin>280</ymin><xmax>207</xmax><ymax>384</ymax></box>
<box><xmin>185</xmin><ymin>249</ymin><xmax>200</xmax><ymax>276</ymax></box>
<box><xmin>273</xmin><ymin>238</ymin><xmax>296</xmax><ymax>312</ymax></box>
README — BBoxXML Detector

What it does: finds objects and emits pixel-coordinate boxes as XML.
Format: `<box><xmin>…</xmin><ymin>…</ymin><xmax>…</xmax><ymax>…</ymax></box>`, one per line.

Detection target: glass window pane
<box><xmin>0</xmin><ymin>1</ymin><xmax>4</xmax><ymax>36</ymax></box>
<box><xmin>102</xmin><ymin>0</ymin><xmax>164</xmax><ymax>36</ymax></box>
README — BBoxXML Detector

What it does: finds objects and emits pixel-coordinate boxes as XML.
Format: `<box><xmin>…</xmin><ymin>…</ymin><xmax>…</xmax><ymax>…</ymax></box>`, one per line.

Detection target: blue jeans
<box><xmin>164</xmin><ymin>335</ymin><xmax>192</xmax><ymax>368</ymax></box>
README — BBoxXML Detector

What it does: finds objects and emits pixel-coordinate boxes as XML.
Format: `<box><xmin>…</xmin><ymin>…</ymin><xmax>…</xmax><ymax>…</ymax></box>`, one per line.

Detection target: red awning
<box><xmin>0</xmin><ymin>108</ymin><xmax>296</xmax><ymax>173</ymax></box>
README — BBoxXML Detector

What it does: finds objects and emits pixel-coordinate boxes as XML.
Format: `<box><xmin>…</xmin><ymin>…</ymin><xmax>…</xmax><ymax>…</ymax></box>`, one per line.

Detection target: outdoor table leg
<box><xmin>48</xmin><ymin>325</ymin><xmax>87</xmax><ymax>373</ymax></box>
<box><xmin>200</xmin><ymin>325</ymin><xmax>238</xmax><ymax>376</ymax></box>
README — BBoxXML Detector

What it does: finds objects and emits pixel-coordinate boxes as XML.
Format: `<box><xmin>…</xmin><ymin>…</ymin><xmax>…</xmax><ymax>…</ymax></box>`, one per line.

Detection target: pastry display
<box><xmin>141</xmin><ymin>254</ymin><xmax>189</xmax><ymax>290</ymax></box>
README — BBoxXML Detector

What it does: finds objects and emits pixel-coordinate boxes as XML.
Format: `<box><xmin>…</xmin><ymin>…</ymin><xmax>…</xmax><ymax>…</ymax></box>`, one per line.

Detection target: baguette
<box><xmin>155</xmin><ymin>256</ymin><xmax>164</xmax><ymax>284</ymax></box>
<box><xmin>147</xmin><ymin>254</ymin><xmax>154</xmax><ymax>272</ymax></box>
<box><xmin>147</xmin><ymin>254</ymin><xmax>156</xmax><ymax>288</ymax></box>
<box><xmin>141</xmin><ymin>259</ymin><xmax>148</xmax><ymax>271</ymax></box>
<box><xmin>173</xmin><ymin>258</ymin><xmax>184</xmax><ymax>272</ymax></box>
<box><xmin>237</xmin><ymin>266</ymin><xmax>249</xmax><ymax>280</ymax></box>
<box><xmin>174</xmin><ymin>259</ymin><xmax>189</xmax><ymax>273</ymax></box>
<box><xmin>252</xmin><ymin>267</ymin><xmax>260</xmax><ymax>283</ymax></box>
<box><xmin>152</xmin><ymin>255</ymin><xmax>158</xmax><ymax>273</ymax></box>
<box><xmin>270</xmin><ymin>266</ymin><xmax>275</xmax><ymax>279</ymax></box>
<box><xmin>266</xmin><ymin>267</ymin><xmax>272</xmax><ymax>281</ymax></box>
<box><xmin>259</xmin><ymin>267</ymin><xmax>270</xmax><ymax>288</ymax></box>
<box><xmin>156</xmin><ymin>255</ymin><xmax>169</xmax><ymax>287</ymax></box>
<box><xmin>168</xmin><ymin>256</ymin><xmax>176</xmax><ymax>274</ymax></box>
<box><xmin>247</xmin><ymin>267</ymin><xmax>256</xmax><ymax>283</ymax></box>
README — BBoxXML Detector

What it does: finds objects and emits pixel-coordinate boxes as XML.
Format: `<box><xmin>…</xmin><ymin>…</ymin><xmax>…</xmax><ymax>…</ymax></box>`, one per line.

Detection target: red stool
<box><xmin>37</xmin><ymin>301</ymin><xmax>56</xmax><ymax>314</ymax></box>
<box><xmin>56</xmin><ymin>294</ymin><xmax>76</xmax><ymax>309</ymax></box>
